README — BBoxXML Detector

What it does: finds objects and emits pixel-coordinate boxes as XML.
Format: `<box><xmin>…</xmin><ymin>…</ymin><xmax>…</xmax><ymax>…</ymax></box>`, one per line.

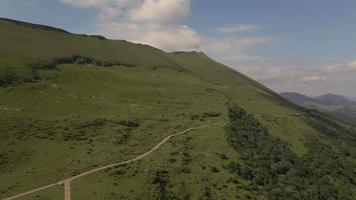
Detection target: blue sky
<box><xmin>1</xmin><ymin>0</ymin><xmax>356</xmax><ymax>97</ymax></box>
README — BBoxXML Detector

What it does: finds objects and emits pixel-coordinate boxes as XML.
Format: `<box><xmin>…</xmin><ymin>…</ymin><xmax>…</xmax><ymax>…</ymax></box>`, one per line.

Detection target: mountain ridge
<box><xmin>281</xmin><ymin>92</ymin><xmax>356</xmax><ymax>125</ymax></box>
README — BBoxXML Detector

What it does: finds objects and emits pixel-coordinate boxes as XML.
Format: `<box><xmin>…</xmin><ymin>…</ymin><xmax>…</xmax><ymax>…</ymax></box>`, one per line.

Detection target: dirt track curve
<box><xmin>2</xmin><ymin>124</ymin><xmax>214</xmax><ymax>200</ymax></box>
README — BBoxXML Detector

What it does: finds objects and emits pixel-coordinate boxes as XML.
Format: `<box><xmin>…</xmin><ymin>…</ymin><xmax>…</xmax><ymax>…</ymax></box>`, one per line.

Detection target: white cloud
<box><xmin>96</xmin><ymin>22</ymin><xmax>202</xmax><ymax>51</ymax></box>
<box><xmin>235</xmin><ymin>60</ymin><xmax>356</xmax><ymax>95</ymax></box>
<box><xmin>60</xmin><ymin>0</ymin><xmax>201</xmax><ymax>51</ymax></box>
<box><xmin>240</xmin><ymin>66</ymin><xmax>305</xmax><ymax>82</ymax></box>
<box><xmin>59</xmin><ymin>0</ymin><xmax>133</xmax><ymax>8</ymax></box>
<box><xmin>217</xmin><ymin>24</ymin><xmax>257</xmax><ymax>33</ymax></box>
<box><xmin>203</xmin><ymin>36</ymin><xmax>271</xmax><ymax>63</ymax></box>
<box><xmin>59</xmin><ymin>0</ymin><xmax>269</xmax><ymax>56</ymax></box>
<box><xmin>326</xmin><ymin>60</ymin><xmax>356</xmax><ymax>73</ymax></box>
<box><xmin>130</xmin><ymin>0</ymin><xmax>190</xmax><ymax>22</ymax></box>
<box><xmin>235</xmin><ymin>65</ymin><xmax>328</xmax><ymax>94</ymax></box>
<box><xmin>301</xmin><ymin>75</ymin><xmax>327</xmax><ymax>82</ymax></box>
<box><xmin>59</xmin><ymin>0</ymin><xmax>137</xmax><ymax>19</ymax></box>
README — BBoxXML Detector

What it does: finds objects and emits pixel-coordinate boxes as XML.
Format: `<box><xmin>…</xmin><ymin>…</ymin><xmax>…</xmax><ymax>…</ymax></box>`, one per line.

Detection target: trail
<box><xmin>2</xmin><ymin>124</ymin><xmax>214</xmax><ymax>200</ymax></box>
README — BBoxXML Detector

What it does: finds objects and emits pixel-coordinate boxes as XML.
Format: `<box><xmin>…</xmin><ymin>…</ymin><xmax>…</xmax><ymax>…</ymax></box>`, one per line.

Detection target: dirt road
<box><xmin>2</xmin><ymin>124</ymin><xmax>213</xmax><ymax>200</ymax></box>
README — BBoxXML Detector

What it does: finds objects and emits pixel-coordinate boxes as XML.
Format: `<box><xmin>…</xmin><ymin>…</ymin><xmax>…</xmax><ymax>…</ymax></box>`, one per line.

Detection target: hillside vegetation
<box><xmin>0</xmin><ymin>18</ymin><xmax>355</xmax><ymax>200</ymax></box>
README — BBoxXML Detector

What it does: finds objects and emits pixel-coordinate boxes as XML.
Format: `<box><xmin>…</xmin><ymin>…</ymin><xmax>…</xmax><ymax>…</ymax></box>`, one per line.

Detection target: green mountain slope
<box><xmin>1</xmin><ymin>18</ymin><xmax>356</xmax><ymax>200</ymax></box>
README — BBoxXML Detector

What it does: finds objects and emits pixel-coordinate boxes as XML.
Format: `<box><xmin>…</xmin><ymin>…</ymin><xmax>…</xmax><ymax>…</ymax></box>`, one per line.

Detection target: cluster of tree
<box><xmin>0</xmin><ymin>55</ymin><xmax>138</xmax><ymax>86</ymax></box>
<box><xmin>152</xmin><ymin>170</ymin><xmax>178</xmax><ymax>200</ymax></box>
<box><xmin>28</xmin><ymin>55</ymin><xmax>134</xmax><ymax>70</ymax></box>
<box><xmin>226</xmin><ymin>103</ymin><xmax>356</xmax><ymax>199</ymax></box>
<box><xmin>118</xmin><ymin>120</ymin><xmax>140</xmax><ymax>128</ymax></box>
<box><xmin>190</xmin><ymin>112</ymin><xmax>221</xmax><ymax>122</ymax></box>
<box><xmin>0</xmin><ymin>66</ymin><xmax>39</xmax><ymax>86</ymax></box>
<box><xmin>200</xmin><ymin>186</ymin><xmax>213</xmax><ymax>200</ymax></box>
<box><xmin>305</xmin><ymin>110</ymin><xmax>356</xmax><ymax>157</ymax></box>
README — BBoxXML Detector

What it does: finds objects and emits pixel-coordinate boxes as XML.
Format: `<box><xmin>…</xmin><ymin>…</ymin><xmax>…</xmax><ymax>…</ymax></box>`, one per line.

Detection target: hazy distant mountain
<box><xmin>281</xmin><ymin>92</ymin><xmax>356</xmax><ymax>125</ymax></box>
<box><xmin>314</xmin><ymin>93</ymin><xmax>356</xmax><ymax>106</ymax></box>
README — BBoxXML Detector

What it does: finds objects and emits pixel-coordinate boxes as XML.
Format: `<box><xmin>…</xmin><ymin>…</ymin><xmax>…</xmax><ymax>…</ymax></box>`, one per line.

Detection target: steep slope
<box><xmin>1</xmin><ymin>18</ymin><xmax>356</xmax><ymax>200</ymax></box>
<box><xmin>281</xmin><ymin>92</ymin><xmax>356</xmax><ymax>126</ymax></box>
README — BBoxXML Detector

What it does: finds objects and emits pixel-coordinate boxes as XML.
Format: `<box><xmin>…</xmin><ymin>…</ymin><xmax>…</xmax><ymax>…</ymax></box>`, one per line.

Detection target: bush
<box><xmin>203</xmin><ymin>112</ymin><xmax>221</xmax><ymax>118</ymax></box>
<box><xmin>119</xmin><ymin>120</ymin><xmax>139</xmax><ymax>128</ymax></box>
<box><xmin>152</xmin><ymin>170</ymin><xmax>177</xmax><ymax>200</ymax></box>
<box><xmin>0</xmin><ymin>67</ymin><xmax>20</xmax><ymax>86</ymax></box>
<box><xmin>210</xmin><ymin>166</ymin><xmax>220</xmax><ymax>173</ymax></box>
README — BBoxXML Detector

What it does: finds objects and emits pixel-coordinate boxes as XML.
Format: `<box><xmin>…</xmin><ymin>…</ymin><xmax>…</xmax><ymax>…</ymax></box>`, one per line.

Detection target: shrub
<box><xmin>210</xmin><ymin>166</ymin><xmax>220</xmax><ymax>173</ymax></box>
<box><xmin>119</xmin><ymin>120</ymin><xmax>139</xmax><ymax>128</ymax></box>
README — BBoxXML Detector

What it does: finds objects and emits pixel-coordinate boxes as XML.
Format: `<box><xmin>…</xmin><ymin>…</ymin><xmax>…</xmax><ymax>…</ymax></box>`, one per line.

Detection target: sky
<box><xmin>1</xmin><ymin>0</ymin><xmax>356</xmax><ymax>97</ymax></box>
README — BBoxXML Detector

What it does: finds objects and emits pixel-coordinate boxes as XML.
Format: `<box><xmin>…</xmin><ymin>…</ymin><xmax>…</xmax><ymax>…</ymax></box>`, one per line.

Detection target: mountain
<box><xmin>278</xmin><ymin>92</ymin><xmax>315</xmax><ymax>105</ymax></box>
<box><xmin>1</xmin><ymin>18</ymin><xmax>356</xmax><ymax>200</ymax></box>
<box><xmin>281</xmin><ymin>92</ymin><xmax>356</xmax><ymax>125</ymax></box>
<box><xmin>314</xmin><ymin>93</ymin><xmax>356</xmax><ymax>106</ymax></box>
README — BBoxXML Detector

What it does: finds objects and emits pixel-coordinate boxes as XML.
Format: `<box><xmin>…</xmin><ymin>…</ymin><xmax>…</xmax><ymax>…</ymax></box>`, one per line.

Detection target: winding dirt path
<box><xmin>2</xmin><ymin>124</ymin><xmax>214</xmax><ymax>200</ymax></box>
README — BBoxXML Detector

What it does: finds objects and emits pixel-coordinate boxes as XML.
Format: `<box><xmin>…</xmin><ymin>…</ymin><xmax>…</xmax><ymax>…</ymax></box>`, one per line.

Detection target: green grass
<box><xmin>1</xmin><ymin>18</ymin><xmax>355</xmax><ymax>199</ymax></box>
<box><xmin>16</xmin><ymin>186</ymin><xmax>63</xmax><ymax>200</ymax></box>
<box><xmin>71</xmin><ymin>126</ymin><xmax>258</xmax><ymax>200</ymax></box>
<box><xmin>0</xmin><ymin>64</ymin><xmax>228</xmax><ymax>197</ymax></box>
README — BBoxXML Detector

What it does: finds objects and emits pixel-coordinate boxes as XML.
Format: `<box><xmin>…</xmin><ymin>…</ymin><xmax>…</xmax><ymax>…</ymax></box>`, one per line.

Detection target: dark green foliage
<box><xmin>210</xmin><ymin>166</ymin><xmax>220</xmax><ymax>173</ymax></box>
<box><xmin>226</xmin><ymin>103</ymin><xmax>356</xmax><ymax>199</ymax></box>
<box><xmin>190</xmin><ymin>111</ymin><xmax>221</xmax><ymax>121</ymax></box>
<box><xmin>182</xmin><ymin>152</ymin><xmax>192</xmax><ymax>165</ymax></box>
<box><xmin>218</xmin><ymin>153</ymin><xmax>228</xmax><ymax>160</ymax></box>
<box><xmin>226</xmin><ymin>162</ymin><xmax>241</xmax><ymax>174</ymax></box>
<box><xmin>90</xmin><ymin>35</ymin><xmax>107</xmax><ymax>40</ymax></box>
<box><xmin>0</xmin><ymin>67</ymin><xmax>19</xmax><ymax>86</ymax></box>
<box><xmin>199</xmin><ymin>187</ymin><xmax>212</xmax><ymax>200</ymax></box>
<box><xmin>203</xmin><ymin>112</ymin><xmax>221</xmax><ymax>118</ymax></box>
<box><xmin>109</xmin><ymin>166</ymin><xmax>127</xmax><ymax>177</ymax></box>
<box><xmin>305</xmin><ymin>110</ymin><xmax>356</xmax><ymax>151</ymax></box>
<box><xmin>1</xmin><ymin>55</ymin><xmax>138</xmax><ymax>86</ymax></box>
<box><xmin>180</xmin><ymin>168</ymin><xmax>191</xmax><ymax>174</ymax></box>
<box><xmin>28</xmin><ymin>55</ymin><xmax>135</xmax><ymax>70</ymax></box>
<box><xmin>303</xmin><ymin>140</ymin><xmax>356</xmax><ymax>186</ymax></box>
<box><xmin>152</xmin><ymin>170</ymin><xmax>178</xmax><ymax>200</ymax></box>
<box><xmin>119</xmin><ymin>120</ymin><xmax>140</xmax><ymax>128</ymax></box>
<box><xmin>0</xmin><ymin>66</ymin><xmax>38</xmax><ymax>86</ymax></box>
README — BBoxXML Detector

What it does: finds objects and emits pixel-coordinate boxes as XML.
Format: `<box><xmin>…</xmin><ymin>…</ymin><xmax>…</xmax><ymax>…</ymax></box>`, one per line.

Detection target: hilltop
<box><xmin>1</xmin><ymin>18</ymin><xmax>356</xmax><ymax>200</ymax></box>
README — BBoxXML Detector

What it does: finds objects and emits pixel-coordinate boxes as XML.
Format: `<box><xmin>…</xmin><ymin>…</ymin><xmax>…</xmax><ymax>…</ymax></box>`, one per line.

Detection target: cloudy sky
<box><xmin>1</xmin><ymin>0</ymin><xmax>356</xmax><ymax>97</ymax></box>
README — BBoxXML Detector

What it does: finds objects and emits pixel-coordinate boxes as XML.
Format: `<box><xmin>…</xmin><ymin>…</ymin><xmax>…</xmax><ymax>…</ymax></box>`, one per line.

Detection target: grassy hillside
<box><xmin>1</xmin><ymin>18</ymin><xmax>356</xmax><ymax>200</ymax></box>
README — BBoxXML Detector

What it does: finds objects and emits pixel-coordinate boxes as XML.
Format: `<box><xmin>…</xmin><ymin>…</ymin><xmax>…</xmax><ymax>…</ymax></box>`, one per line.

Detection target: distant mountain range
<box><xmin>281</xmin><ymin>92</ymin><xmax>356</xmax><ymax>125</ymax></box>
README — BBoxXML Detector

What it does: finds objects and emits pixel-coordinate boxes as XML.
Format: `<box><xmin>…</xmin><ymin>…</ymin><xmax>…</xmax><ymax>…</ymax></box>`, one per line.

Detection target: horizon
<box><xmin>1</xmin><ymin>0</ymin><xmax>356</xmax><ymax>97</ymax></box>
